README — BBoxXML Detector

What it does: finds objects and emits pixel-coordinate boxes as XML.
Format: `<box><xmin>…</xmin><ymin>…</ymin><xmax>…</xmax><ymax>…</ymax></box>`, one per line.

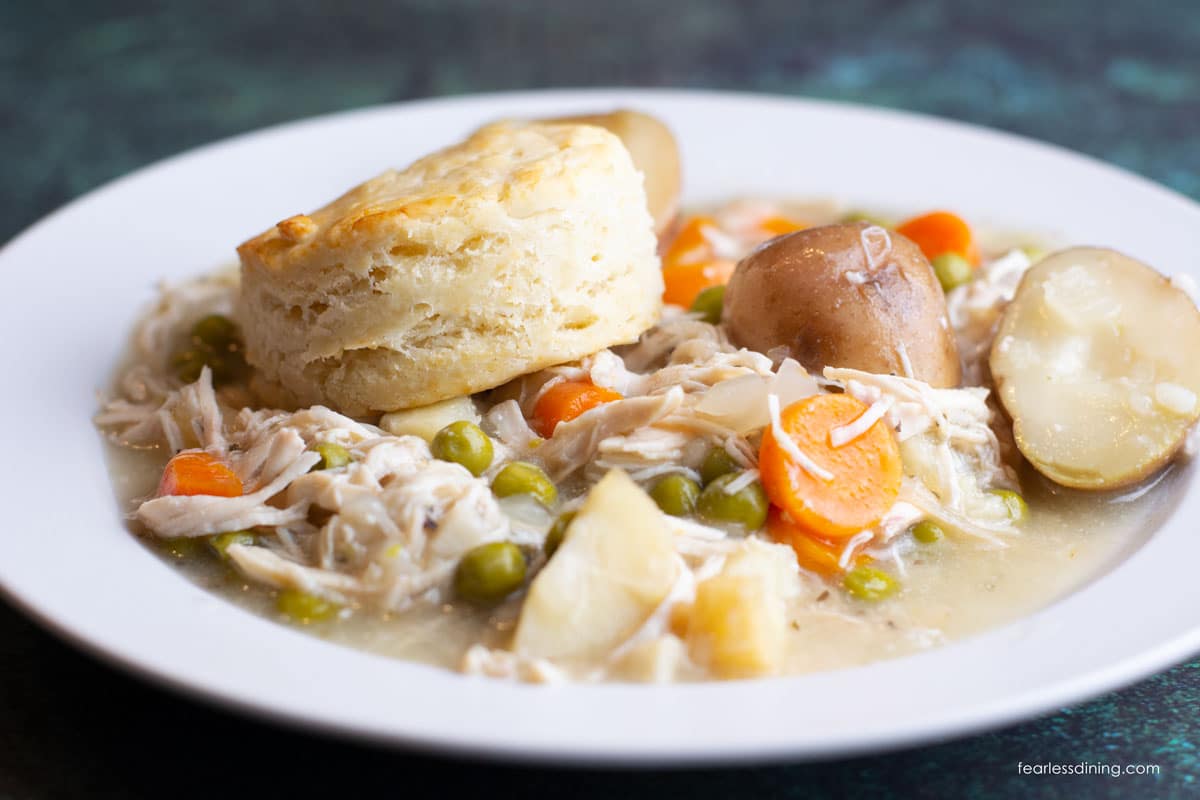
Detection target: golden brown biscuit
<box><xmin>237</xmin><ymin>122</ymin><xmax>663</xmax><ymax>415</ymax></box>
<box><xmin>540</xmin><ymin>110</ymin><xmax>681</xmax><ymax>236</ymax></box>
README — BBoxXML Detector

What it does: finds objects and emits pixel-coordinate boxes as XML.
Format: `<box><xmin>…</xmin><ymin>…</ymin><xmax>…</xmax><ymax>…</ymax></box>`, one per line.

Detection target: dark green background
<box><xmin>3</xmin><ymin>1</ymin><xmax>1199</xmax><ymax>797</ymax></box>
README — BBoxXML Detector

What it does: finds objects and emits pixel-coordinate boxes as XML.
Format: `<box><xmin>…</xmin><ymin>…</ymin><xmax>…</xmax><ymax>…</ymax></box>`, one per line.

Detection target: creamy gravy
<box><xmin>106</xmin><ymin>442</ymin><xmax>1181</xmax><ymax>679</ymax></box>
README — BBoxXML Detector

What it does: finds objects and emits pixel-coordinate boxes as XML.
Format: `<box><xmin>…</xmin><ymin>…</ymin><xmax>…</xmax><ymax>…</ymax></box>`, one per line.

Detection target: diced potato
<box><xmin>688</xmin><ymin>576</ymin><xmax>782</xmax><ymax>679</ymax></box>
<box><xmin>379</xmin><ymin>396</ymin><xmax>479</xmax><ymax>443</ymax></box>
<box><xmin>611</xmin><ymin>635</ymin><xmax>689</xmax><ymax>683</ymax></box>
<box><xmin>721</xmin><ymin>539</ymin><xmax>804</xmax><ymax>597</ymax></box>
<box><xmin>513</xmin><ymin>470</ymin><xmax>679</xmax><ymax>662</ymax></box>
<box><xmin>686</xmin><ymin>541</ymin><xmax>798</xmax><ymax>679</ymax></box>
<box><xmin>990</xmin><ymin>248</ymin><xmax>1200</xmax><ymax>489</ymax></box>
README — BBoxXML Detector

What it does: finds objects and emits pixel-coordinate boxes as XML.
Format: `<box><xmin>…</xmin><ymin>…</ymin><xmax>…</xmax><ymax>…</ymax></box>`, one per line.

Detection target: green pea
<box><xmin>992</xmin><ymin>489</ymin><xmax>1029</xmax><ymax>524</ymax></box>
<box><xmin>171</xmin><ymin>349</ymin><xmax>208</xmax><ymax>384</ymax></box>
<box><xmin>842</xmin><ymin>211</ymin><xmax>895</xmax><ymax>228</ymax></box>
<box><xmin>206</xmin><ymin>349</ymin><xmax>248</xmax><ymax>385</ymax></box>
<box><xmin>650</xmin><ymin>474</ymin><xmax>701</xmax><ymax>517</ymax></box>
<box><xmin>311</xmin><ymin>441</ymin><xmax>352</xmax><ymax>470</ymax></box>
<box><xmin>697</xmin><ymin>472</ymin><xmax>768</xmax><ymax>530</ymax></box>
<box><xmin>209</xmin><ymin>530</ymin><xmax>255</xmax><ymax>559</ymax></box>
<box><xmin>163</xmin><ymin>537</ymin><xmax>203</xmax><ymax>559</ymax></box>
<box><xmin>454</xmin><ymin>542</ymin><xmax>527</xmax><ymax>606</ymax></box>
<box><xmin>699</xmin><ymin>447</ymin><xmax>740</xmax><ymax>486</ymax></box>
<box><xmin>544</xmin><ymin>511</ymin><xmax>576</xmax><ymax>558</ymax></box>
<box><xmin>911</xmin><ymin>519</ymin><xmax>945</xmax><ymax>544</ymax></box>
<box><xmin>689</xmin><ymin>285</ymin><xmax>725</xmax><ymax>325</ymax></box>
<box><xmin>191</xmin><ymin>314</ymin><xmax>240</xmax><ymax>350</ymax></box>
<box><xmin>843</xmin><ymin>566</ymin><xmax>900</xmax><ymax>601</ymax></box>
<box><xmin>173</xmin><ymin>314</ymin><xmax>249</xmax><ymax>386</ymax></box>
<box><xmin>431</xmin><ymin>421</ymin><xmax>494</xmax><ymax>477</ymax></box>
<box><xmin>492</xmin><ymin>461</ymin><xmax>557</xmax><ymax>507</ymax></box>
<box><xmin>931</xmin><ymin>252</ymin><xmax>974</xmax><ymax>293</ymax></box>
<box><xmin>277</xmin><ymin>588</ymin><xmax>340</xmax><ymax>623</ymax></box>
<box><xmin>170</xmin><ymin>341</ymin><xmax>247</xmax><ymax>386</ymax></box>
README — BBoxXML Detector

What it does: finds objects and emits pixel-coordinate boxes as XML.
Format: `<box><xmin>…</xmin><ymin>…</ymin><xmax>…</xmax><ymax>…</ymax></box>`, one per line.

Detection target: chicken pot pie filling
<box><xmin>97</xmin><ymin>115</ymin><xmax>1199</xmax><ymax>684</ymax></box>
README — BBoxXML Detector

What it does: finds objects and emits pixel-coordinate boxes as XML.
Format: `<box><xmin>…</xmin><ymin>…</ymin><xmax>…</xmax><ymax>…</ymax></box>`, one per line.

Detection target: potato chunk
<box><xmin>611</xmin><ymin>635</ymin><xmax>689</xmax><ymax>683</ymax></box>
<box><xmin>379</xmin><ymin>396</ymin><xmax>479</xmax><ymax>443</ymax></box>
<box><xmin>990</xmin><ymin>247</ymin><xmax>1200</xmax><ymax>489</ymax></box>
<box><xmin>686</xmin><ymin>542</ymin><xmax>799</xmax><ymax>679</ymax></box>
<box><xmin>513</xmin><ymin>470</ymin><xmax>679</xmax><ymax>662</ymax></box>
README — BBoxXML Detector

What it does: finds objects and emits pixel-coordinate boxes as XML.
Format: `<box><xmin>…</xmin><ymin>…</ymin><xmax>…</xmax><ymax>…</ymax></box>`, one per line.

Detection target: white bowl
<box><xmin>2</xmin><ymin>89</ymin><xmax>1198</xmax><ymax>765</ymax></box>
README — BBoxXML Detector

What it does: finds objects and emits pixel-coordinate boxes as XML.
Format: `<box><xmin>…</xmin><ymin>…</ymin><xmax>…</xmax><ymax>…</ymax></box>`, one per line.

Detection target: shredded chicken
<box><xmin>664</xmin><ymin>514</ymin><xmax>741</xmax><ymax>560</ymax></box>
<box><xmin>767</xmin><ymin>393</ymin><xmax>833</xmax><ymax>480</ymax></box>
<box><xmin>133</xmin><ymin>381</ymin><xmax>517</xmax><ymax>610</ymax></box>
<box><xmin>830</xmin><ymin>397</ymin><xmax>893</xmax><ymax>447</ymax></box>
<box><xmin>461</xmin><ymin>645</ymin><xmax>567</xmax><ymax>684</ymax></box>
<box><xmin>137</xmin><ymin>447</ymin><xmax>317</xmax><ymax>537</ymax></box>
<box><xmin>227</xmin><ymin>543</ymin><xmax>364</xmax><ymax>603</ymax></box>
<box><xmin>483</xmin><ymin>399</ymin><xmax>540</xmax><ymax>455</ymax></box>
<box><xmin>946</xmin><ymin>248</ymin><xmax>1032</xmax><ymax>385</ymax></box>
<box><xmin>98</xmin><ymin>290</ymin><xmax>521</xmax><ymax>613</ymax></box>
<box><xmin>538</xmin><ymin>387</ymin><xmax>685</xmax><ymax>481</ymax></box>
<box><xmin>617</xmin><ymin>311</ymin><xmax>734</xmax><ymax>372</ymax></box>
<box><xmin>96</xmin><ymin>214</ymin><xmax>1066</xmax><ymax>686</ymax></box>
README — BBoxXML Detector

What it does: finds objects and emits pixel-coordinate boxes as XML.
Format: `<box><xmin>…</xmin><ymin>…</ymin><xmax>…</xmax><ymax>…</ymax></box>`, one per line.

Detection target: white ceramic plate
<box><xmin>3</xmin><ymin>89</ymin><xmax>1200</xmax><ymax>765</ymax></box>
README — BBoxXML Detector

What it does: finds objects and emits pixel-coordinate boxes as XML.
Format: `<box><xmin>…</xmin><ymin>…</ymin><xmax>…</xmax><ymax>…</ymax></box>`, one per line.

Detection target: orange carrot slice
<box><xmin>532</xmin><ymin>381</ymin><xmax>623</xmax><ymax>438</ymax></box>
<box><xmin>661</xmin><ymin>259</ymin><xmax>737</xmax><ymax>308</ymax></box>
<box><xmin>759</xmin><ymin>393</ymin><xmax>902</xmax><ymax>539</ymax></box>
<box><xmin>756</xmin><ymin>215</ymin><xmax>806</xmax><ymax>238</ymax></box>
<box><xmin>660</xmin><ymin>215</ymin><xmax>739</xmax><ymax>308</ymax></box>
<box><xmin>766</xmin><ymin>507</ymin><xmax>869</xmax><ymax>575</ymax></box>
<box><xmin>663</xmin><ymin>215</ymin><xmax>718</xmax><ymax>268</ymax></box>
<box><xmin>896</xmin><ymin>210</ymin><xmax>980</xmax><ymax>266</ymax></box>
<box><xmin>157</xmin><ymin>451</ymin><xmax>243</xmax><ymax>498</ymax></box>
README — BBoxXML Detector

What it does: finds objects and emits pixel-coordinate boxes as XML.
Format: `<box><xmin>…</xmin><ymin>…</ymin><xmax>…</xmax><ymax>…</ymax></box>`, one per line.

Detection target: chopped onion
<box><xmin>694</xmin><ymin>374</ymin><xmax>768</xmax><ymax>433</ymax></box>
<box><xmin>695</xmin><ymin>358</ymin><xmax>818</xmax><ymax>434</ymax></box>
<box><xmin>484</xmin><ymin>399</ymin><xmax>540</xmax><ymax>452</ymax></box>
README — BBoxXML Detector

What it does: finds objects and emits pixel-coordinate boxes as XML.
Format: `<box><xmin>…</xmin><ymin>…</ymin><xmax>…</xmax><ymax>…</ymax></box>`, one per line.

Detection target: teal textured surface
<box><xmin>2</xmin><ymin>1</ymin><xmax>1198</xmax><ymax>796</ymax></box>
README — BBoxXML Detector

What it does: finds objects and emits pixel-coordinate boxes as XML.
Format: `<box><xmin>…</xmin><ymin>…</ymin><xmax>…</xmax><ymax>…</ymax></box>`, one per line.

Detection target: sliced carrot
<box><xmin>756</xmin><ymin>215</ymin><xmax>806</xmax><ymax>238</ymax></box>
<box><xmin>759</xmin><ymin>393</ymin><xmax>902</xmax><ymax>539</ymax></box>
<box><xmin>660</xmin><ymin>215</ymin><xmax>738</xmax><ymax>308</ymax></box>
<box><xmin>532</xmin><ymin>381</ymin><xmax>623</xmax><ymax>438</ymax></box>
<box><xmin>766</xmin><ymin>507</ymin><xmax>868</xmax><ymax>576</ymax></box>
<box><xmin>661</xmin><ymin>259</ymin><xmax>737</xmax><ymax>307</ymax></box>
<box><xmin>896</xmin><ymin>210</ymin><xmax>980</xmax><ymax>266</ymax></box>
<box><xmin>663</xmin><ymin>215</ymin><xmax>718</xmax><ymax>268</ymax></box>
<box><xmin>157</xmin><ymin>451</ymin><xmax>243</xmax><ymax>498</ymax></box>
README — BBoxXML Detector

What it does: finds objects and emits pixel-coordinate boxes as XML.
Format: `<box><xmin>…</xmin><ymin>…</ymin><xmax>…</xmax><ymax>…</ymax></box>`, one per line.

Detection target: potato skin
<box><xmin>544</xmin><ymin>110</ymin><xmax>681</xmax><ymax>236</ymax></box>
<box><xmin>723</xmin><ymin>222</ymin><xmax>961</xmax><ymax>387</ymax></box>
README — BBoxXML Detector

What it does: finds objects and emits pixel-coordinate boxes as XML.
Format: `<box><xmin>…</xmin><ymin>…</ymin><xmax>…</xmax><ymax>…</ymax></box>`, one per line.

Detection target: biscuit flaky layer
<box><xmin>237</xmin><ymin>121</ymin><xmax>663</xmax><ymax>415</ymax></box>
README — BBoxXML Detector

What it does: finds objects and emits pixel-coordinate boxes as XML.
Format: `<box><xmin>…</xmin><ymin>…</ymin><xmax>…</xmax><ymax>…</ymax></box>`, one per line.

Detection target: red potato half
<box><xmin>723</xmin><ymin>222</ymin><xmax>962</xmax><ymax>387</ymax></box>
<box><xmin>990</xmin><ymin>247</ymin><xmax>1200</xmax><ymax>490</ymax></box>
